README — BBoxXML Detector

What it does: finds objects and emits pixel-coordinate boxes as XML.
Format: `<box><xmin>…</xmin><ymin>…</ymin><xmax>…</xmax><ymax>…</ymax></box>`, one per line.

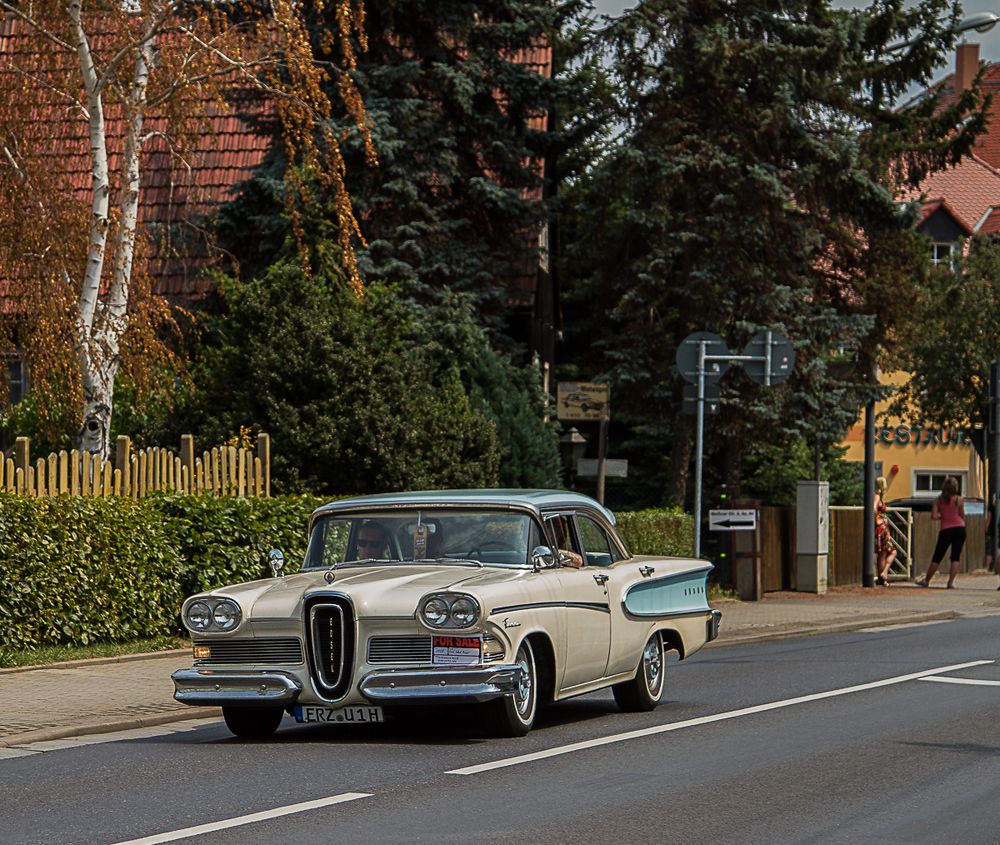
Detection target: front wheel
<box><xmin>222</xmin><ymin>705</ymin><xmax>284</xmax><ymax>739</ymax></box>
<box><xmin>484</xmin><ymin>639</ymin><xmax>537</xmax><ymax>737</ymax></box>
<box><xmin>613</xmin><ymin>633</ymin><xmax>665</xmax><ymax>712</ymax></box>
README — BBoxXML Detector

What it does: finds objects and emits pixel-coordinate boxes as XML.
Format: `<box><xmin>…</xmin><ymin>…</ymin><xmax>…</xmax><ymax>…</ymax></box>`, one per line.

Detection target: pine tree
<box><xmin>558</xmin><ymin>0</ymin><xmax>988</xmax><ymax>506</ymax></box>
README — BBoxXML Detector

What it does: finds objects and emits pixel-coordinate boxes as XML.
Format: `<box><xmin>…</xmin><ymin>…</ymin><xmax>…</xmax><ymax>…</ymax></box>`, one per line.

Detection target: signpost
<box><xmin>709</xmin><ymin>509</ymin><xmax>757</xmax><ymax>531</ymax></box>
<box><xmin>556</xmin><ymin>382</ymin><xmax>610</xmax><ymax>421</ymax></box>
<box><xmin>676</xmin><ymin>329</ymin><xmax>795</xmax><ymax>558</ymax></box>
<box><xmin>557</xmin><ymin>382</ymin><xmax>612</xmax><ymax>504</ymax></box>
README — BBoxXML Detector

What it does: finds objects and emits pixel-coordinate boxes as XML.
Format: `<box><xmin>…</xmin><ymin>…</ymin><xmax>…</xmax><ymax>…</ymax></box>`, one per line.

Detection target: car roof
<box><xmin>313</xmin><ymin>489</ymin><xmax>618</xmax><ymax>525</ymax></box>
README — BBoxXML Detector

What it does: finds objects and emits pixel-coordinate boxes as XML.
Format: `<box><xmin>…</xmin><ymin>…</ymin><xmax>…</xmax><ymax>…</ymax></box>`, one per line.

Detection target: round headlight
<box><xmin>186</xmin><ymin>601</ymin><xmax>212</xmax><ymax>631</ymax></box>
<box><xmin>212</xmin><ymin>599</ymin><xmax>241</xmax><ymax>631</ymax></box>
<box><xmin>449</xmin><ymin>596</ymin><xmax>478</xmax><ymax>627</ymax></box>
<box><xmin>422</xmin><ymin>597</ymin><xmax>450</xmax><ymax>627</ymax></box>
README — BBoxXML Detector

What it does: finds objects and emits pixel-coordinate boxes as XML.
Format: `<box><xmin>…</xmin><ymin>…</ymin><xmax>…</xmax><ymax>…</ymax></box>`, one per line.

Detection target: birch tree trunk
<box><xmin>73</xmin><ymin>2</ymin><xmax>158</xmax><ymax>456</ymax></box>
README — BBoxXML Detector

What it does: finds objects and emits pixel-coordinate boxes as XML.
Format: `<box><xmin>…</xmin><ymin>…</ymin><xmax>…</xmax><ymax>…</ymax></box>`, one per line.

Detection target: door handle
<box><xmin>593</xmin><ymin>573</ymin><xmax>609</xmax><ymax>585</ymax></box>
<box><xmin>639</xmin><ymin>566</ymin><xmax>655</xmax><ymax>578</ymax></box>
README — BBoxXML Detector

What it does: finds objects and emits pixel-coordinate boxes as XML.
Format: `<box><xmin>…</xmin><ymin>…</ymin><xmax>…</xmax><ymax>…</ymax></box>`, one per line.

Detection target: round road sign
<box><xmin>676</xmin><ymin>331</ymin><xmax>731</xmax><ymax>384</ymax></box>
<box><xmin>743</xmin><ymin>331</ymin><xmax>795</xmax><ymax>385</ymax></box>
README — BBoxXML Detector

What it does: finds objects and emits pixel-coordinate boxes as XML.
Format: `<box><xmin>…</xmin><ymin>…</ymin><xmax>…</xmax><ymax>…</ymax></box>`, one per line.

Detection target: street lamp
<box><xmin>559</xmin><ymin>427</ymin><xmax>587</xmax><ymax>490</ymax></box>
<box><xmin>887</xmin><ymin>12</ymin><xmax>999</xmax><ymax>51</ymax></box>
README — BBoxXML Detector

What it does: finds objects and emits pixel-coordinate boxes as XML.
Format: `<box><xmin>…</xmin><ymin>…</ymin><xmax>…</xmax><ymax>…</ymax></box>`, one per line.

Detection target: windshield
<box><xmin>303</xmin><ymin>509</ymin><xmax>545</xmax><ymax>569</ymax></box>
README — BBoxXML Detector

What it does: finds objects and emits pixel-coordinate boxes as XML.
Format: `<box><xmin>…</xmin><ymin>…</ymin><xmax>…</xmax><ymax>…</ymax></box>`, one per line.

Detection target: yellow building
<box><xmin>841</xmin><ymin>372</ymin><xmax>985</xmax><ymax>503</ymax></box>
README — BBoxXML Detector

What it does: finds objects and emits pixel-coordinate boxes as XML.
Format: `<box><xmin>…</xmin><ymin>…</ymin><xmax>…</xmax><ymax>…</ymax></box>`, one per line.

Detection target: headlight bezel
<box><xmin>183</xmin><ymin>596</ymin><xmax>243</xmax><ymax>634</ymax></box>
<box><xmin>418</xmin><ymin>592</ymin><xmax>481</xmax><ymax>630</ymax></box>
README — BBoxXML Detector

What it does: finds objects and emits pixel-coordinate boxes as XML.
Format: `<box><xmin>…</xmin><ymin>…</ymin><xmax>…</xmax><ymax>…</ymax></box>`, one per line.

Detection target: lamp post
<box><xmin>560</xmin><ymin>427</ymin><xmax>588</xmax><ymax>490</ymax></box>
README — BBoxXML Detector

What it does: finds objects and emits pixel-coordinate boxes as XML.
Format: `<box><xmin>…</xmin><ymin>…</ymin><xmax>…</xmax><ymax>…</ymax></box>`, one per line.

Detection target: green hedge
<box><xmin>616</xmin><ymin>508</ymin><xmax>694</xmax><ymax>557</ymax></box>
<box><xmin>0</xmin><ymin>494</ymin><xmax>691</xmax><ymax>651</ymax></box>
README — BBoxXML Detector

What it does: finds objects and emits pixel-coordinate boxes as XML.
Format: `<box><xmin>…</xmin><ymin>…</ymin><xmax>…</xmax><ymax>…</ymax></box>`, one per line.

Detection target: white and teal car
<box><xmin>172</xmin><ymin>490</ymin><xmax>721</xmax><ymax>738</ymax></box>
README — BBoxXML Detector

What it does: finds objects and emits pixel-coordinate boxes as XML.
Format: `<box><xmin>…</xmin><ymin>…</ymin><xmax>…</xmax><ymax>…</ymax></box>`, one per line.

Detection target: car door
<box><xmin>545</xmin><ymin>513</ymin><xmax>613</xmax><ymax>691</ymax></box>
<box><xmin>573</xmin><ymin>512</ymin><xmax>649</xmax><ymax>677</ymax></box>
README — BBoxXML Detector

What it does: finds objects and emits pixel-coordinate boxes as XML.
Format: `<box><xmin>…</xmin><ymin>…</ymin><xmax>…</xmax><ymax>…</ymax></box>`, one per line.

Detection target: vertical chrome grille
<box><xmin>305</xmin><ymin>595</ymin><xmax>355</xmax><ymax>700</ymax></box>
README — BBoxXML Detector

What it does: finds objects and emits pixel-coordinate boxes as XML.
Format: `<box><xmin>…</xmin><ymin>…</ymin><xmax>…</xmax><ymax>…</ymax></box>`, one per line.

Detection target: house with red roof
<box><xmin>840</xmin><ymin>43</ymin><xmax>1000</xmax><ymax>508</ymax></box>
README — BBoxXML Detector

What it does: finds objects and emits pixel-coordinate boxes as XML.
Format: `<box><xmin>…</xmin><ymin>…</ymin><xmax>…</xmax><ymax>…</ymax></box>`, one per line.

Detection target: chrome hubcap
<box><xmin>515</xmin><ymin>649</ymin><xmax>533</xmax><ymax>715</ymax></box>
<box><xmin>644</xmin><ymin>638</ymin><xmax>662</xmax><ymax>693</ymax></box>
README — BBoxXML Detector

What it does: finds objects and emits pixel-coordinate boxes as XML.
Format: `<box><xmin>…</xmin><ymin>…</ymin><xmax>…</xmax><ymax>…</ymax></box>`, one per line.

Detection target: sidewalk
<box><xmin>2</xmin><ymin>574</ymin><xmax>998</xmax><ymax>748</ymax></box>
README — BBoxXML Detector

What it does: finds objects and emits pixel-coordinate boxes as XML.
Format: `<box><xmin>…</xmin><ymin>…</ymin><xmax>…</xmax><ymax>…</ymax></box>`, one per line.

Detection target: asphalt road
<box><xmin>3</xmin><ymin>616</ymin><xmax>1000</xmax><ymax>845</ymax></box>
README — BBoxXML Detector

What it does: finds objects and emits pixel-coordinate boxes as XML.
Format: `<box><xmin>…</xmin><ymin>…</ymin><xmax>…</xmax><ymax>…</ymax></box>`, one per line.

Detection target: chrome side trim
<box><xmin>358</xmin><ymin>664</ymin><xmax>523</xmax><ymax>704</ymax></box>
<box><xmin>171</xmin><ymin>668</ymin><xmax>302</xmax><ymax>706</ymax></box>
<box><xmin>621</xmin><ymin>604</ymin><xmax>714</xmax><ymax>621</ymax></box>
<box><xmin>490</xmin><ymin>601</ymin><xmax>610</xmax><ymax>614</ymax></box>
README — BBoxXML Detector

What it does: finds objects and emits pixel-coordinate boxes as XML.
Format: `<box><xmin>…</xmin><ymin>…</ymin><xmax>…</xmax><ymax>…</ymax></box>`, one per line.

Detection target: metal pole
<box><xmin>862</xmin><ymin>396</ymin><xmax>876</xmax><ymax>588</ymax></box>
<box><xmin>596</xmin><ymin>415</ymin><xmax>608</xmax><ymax>505</ymax></box>
<box><xmin>694</xmin><ymin>341</ymin><xmax>706</xmax><ymax>559</ymax></box>
<box><xmin>992</xmin><ymin>361</ymin><xmax>1000</xmax><ymax>567</ymax></box>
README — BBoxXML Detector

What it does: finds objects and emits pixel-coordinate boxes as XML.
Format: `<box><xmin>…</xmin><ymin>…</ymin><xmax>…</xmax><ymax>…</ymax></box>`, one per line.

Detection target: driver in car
<box><xmin>353</xmin><ymin>521</ymin><xmax>390</xmax><ymax>559</ymax></box>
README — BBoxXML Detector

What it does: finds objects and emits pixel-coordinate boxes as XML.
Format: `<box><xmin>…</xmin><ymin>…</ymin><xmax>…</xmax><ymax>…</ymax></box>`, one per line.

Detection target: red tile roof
<box><xmin>903</xmin><ymin>154</ymin><xmax>1000</xmax><ymax>233</ymax></box>
<box><xmin>0</xmin><ymin>15</ymin><xmax>272</xmax><ymax>303</ymax></box>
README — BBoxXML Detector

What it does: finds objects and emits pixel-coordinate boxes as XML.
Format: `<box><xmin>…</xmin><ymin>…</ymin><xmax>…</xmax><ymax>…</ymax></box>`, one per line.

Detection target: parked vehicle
<box><xmin>172</xmin><ymin>490</ymin><xmax>721</xmax><ymax>738</ymax></box>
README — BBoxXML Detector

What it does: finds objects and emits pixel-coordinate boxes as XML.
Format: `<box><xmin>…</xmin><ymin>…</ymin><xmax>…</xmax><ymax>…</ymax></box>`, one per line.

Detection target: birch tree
<box><xmin>0</xmin><ymin>0</ymin><xmax>372</xmax><ymax>456</ymax></box>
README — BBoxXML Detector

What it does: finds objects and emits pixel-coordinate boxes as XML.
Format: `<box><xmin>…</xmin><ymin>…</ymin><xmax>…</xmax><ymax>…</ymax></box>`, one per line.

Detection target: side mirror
<box><xmin>268</xmin><ymin>549</ymin><xmax>285</xmax><ymax>578</ymax></box>
<box><xmin>530</xmin><ymin>545</ymin><xmax>556</xmax><ymax>571</ymax></box>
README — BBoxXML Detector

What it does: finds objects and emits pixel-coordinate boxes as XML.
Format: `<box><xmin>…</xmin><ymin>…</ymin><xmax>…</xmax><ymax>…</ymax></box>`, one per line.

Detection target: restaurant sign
<box><xmin>877</xmin><ymin>426</ymin><xmax>970</xmax><ymax>448</ymax></box>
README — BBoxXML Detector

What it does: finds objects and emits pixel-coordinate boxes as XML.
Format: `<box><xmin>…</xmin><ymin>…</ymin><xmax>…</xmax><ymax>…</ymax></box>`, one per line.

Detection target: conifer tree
<box><xmin>559</xmin><ymin>0</ymin><xmax>988</xmax><ymax>505</ymax></box>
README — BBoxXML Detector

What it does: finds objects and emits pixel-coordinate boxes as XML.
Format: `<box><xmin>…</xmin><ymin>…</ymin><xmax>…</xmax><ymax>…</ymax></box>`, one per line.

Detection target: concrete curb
<box><xmin>706</xmin><ymin>610</ymin><xmax>961</xmax><ymax>648</ymax></box>
<box><xmin>0</xmin><ymin>707</ymin><xmax>222</xmax><ymax>748</ymax></box>
<box><xmin>0</xmin><ymin>648</ymin><xmax>190</xmax><ymax>676</ymax></box>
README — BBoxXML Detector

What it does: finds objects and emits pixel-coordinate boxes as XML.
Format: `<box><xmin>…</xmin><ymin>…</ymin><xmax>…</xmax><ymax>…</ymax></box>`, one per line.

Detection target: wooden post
<box><xmin>14</xmin><ymin>436</ymin><xmax>29</xmax><ymax>476</ymax></box>
<box><xmin>257</xmin><ymin>432</ymin><xmax>270</xmax><ymax>497</ymax></box>
<box><xmin>181</xmin><ymin>435</ymin><xmax>195</xmax><ymax>494</ymax></box>
<box><xmin>59</xmin><ymin>451</ymin><xmax>68</xmax><ymax>494</ymax></box>
<box><xmin>47</xmin><ymin>453</ymin><xmax>57</xmax><ymax>496</ymax></box>
<box><xmin>115</xmin><ymin>436</ymin><xmax>131</xmax><ymax>479</ymax></box>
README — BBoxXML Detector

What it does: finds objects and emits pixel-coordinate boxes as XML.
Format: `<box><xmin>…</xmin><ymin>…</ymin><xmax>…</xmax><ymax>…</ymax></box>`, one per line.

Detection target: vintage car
<box><xmin>171</xmin><ymin>490</ymin><xmax>721</xmax><ymax>738</ymax></box>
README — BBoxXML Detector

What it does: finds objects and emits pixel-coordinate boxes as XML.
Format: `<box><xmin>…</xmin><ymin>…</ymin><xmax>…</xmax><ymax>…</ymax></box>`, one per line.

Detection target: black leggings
<box><xmin>931</xmin><ymin>526</ymin><xmax>966</xmax><ymax>564</ymax></box>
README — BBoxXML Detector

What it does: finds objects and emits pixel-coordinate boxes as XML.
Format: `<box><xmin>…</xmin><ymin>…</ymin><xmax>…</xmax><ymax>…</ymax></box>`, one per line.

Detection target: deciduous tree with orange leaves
<box><xmin>0</xmin><ymin>0</ymin><xmax>373</xmax><ymax>456</ymax></box>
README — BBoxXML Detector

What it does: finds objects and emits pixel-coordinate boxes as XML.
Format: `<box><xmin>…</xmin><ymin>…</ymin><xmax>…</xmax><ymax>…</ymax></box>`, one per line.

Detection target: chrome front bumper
<box><xmin>358</xmin><ymin>664</ymin><xmax>523</xmax><ymax>705</ymax></box>
<box><xmin>172</xmin><ymin>668</ymin><xmax>303</xmax><ymax>707</ymax></box>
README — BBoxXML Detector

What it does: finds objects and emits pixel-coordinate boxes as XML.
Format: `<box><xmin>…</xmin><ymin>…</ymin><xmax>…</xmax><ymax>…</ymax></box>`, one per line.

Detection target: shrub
<box><xmin>616</xmin><ymin>508</ymin><xmax>694</xmax><ymax>557</ymax></box>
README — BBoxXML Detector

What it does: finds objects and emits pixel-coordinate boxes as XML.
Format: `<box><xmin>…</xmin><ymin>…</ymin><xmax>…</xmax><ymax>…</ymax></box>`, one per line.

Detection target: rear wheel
<box><xmin>485</xmin><ymin>639</ymin><xmax>537</xmax><ymax>737</ymax></box>
<box><xmin>613</xmin><ymin>633</ymin><xmax>665</xmax><ymax>712</ymax></box>
<box><xmin>222</xmin><ymin>706</ymin><xmax>284</xmax><ymax>739</ymax></box>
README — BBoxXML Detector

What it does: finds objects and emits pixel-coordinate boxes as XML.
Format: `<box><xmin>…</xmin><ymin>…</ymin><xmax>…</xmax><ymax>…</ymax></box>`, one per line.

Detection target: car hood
<box><xmin>208</xmin><ymin>564</ymin><xmax>531</xmax><ymax>620</ymax></box>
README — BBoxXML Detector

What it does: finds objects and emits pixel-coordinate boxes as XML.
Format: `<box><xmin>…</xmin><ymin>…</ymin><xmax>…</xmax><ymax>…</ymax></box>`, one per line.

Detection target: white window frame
<box><xmin>911</xmin><ymin>469</ymin><xmax>967</xmax><ymax>498</ymax></box>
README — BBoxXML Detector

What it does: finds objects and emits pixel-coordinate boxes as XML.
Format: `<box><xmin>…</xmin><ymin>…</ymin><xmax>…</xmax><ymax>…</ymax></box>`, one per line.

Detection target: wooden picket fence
<box><xmin>0</xmin><ymin>433</ymin><xmax>271</xmax><ymax>498</ymax></box>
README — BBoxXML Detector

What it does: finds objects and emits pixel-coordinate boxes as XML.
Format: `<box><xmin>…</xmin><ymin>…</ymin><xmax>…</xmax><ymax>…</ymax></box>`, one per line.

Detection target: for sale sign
<box><xmin>432</xmin><ymin>635</ymin><xmax>482</xmax><ymax>665</ymax></box>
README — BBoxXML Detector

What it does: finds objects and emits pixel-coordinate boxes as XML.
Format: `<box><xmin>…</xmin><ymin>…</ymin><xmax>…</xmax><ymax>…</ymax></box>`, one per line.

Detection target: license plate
<box><xmin>432</xmin><ymin>634</ymin><xmax>482</xmax><ymax>665</ymax></box>
<box><xmin>292</xmin><ymin>705</ymin><xmax>384</xmax><ymax>724</ymax></box>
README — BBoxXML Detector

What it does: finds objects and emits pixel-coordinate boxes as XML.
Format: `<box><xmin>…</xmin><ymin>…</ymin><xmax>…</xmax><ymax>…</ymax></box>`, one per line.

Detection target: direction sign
<box><xmin>577</xmin><ymin>458</ymin><xmax>628</xmax><ymax>478</ymax></box>
<box><xmin>682</xmin><ymin>382</ymin><xmax>720</xmax><ymax>415</ymax></box>
<box><xmin>743</xmin><ymin>331</ymin><xmax>795</xmax><ymax>385</ymax></box>
<box><xmin>557</xmin><ymin>382</ymin><xmax>610</xmax><ymax>421</ymax></box>
<box><xmin>709</xmin><ymin>509</ymin><xmax>757</xmax><ymax>531</ymax></box>
<box><xmin>676</xmin><ymin>332</ymin><xmax>730</xmax><ymax>385</ymax></box>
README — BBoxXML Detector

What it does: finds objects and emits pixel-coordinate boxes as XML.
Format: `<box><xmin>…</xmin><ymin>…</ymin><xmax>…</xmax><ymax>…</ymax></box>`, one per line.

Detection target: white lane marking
<box><xmin>919</xmin><ymin>676</ymin><xmax>1000</xmax><ymax>687</ymax></box>
<box><xmin>447</xmin><ymin>660</ymin><xmax>994</xmax><ymax>775</ymax></box>
<box><xmin>108</xmin><ymin>792</ymin><xmax>372</xmax><ymax>845</ymax></box>
<box><xmin>858</xmin><ymin>620</ymin><xmax>952</xmax><ymax>633</ymax></box>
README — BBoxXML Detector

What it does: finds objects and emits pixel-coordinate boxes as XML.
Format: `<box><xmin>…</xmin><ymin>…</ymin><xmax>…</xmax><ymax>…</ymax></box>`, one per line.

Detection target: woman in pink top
<box><xmin>916</xmin><ymin>477</ymin><xmax>966</xmax><ymax>589</ymax></box>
